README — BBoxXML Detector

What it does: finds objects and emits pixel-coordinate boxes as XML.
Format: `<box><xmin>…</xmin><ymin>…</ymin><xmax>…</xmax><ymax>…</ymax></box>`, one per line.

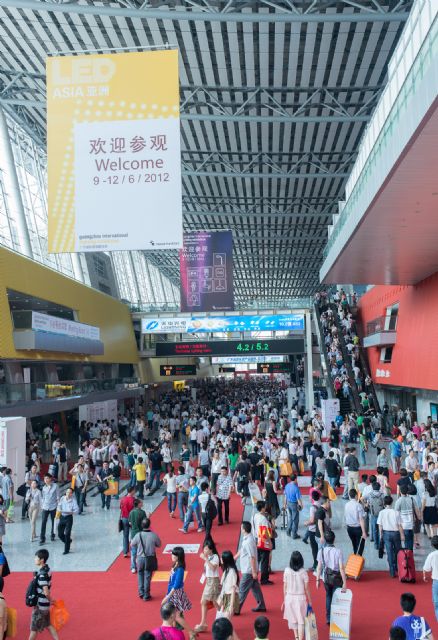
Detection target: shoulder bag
<box><xmin>321</xmin><ymin>548</ymin><xmax>343</xmax><ymax>588</ymax></box>
<box><xmin>139</xmin><ymin>532</ymin><xmax>158</xmax><ymax>572</ymax></box>
<box><xmin>411</xmin><ymin>497</ymin><xmax>421</xmax><ymax>534</ymax></box>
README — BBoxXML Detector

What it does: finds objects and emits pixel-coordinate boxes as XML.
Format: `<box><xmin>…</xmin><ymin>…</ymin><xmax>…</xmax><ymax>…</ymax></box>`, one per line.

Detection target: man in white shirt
<box><xmin>378</xmin><ymin>495</ymin><xmax>405</xmax><ymax>577</ymax></box>
<box><xmin>234</xmin><ymin>521</ymin><xmax>266</xmax><ymax>613</ymax></box>
<box><xmin>423</xmin><ymin>535</ymin><xmax>438</xmax><ymax>622</ymax></box>
<box><xmin>344</xmin><ymin>489</ymin><xmax>367</xmax><ymax>554</ymax></box>
<box><xmin>405</xmin><ymin>450</ymin><xmax>419</xmax><ymax>476</ymax></box>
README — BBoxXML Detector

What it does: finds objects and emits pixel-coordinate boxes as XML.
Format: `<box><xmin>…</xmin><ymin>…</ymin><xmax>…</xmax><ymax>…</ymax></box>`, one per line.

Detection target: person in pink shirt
<box><xmin>151</xmin><ymin>602</ymin><xmax>193</xmax><ymax>640</ymax></box>
<box><xmin>412</xmin><ymin>422</ymin><xmax>422</xmax><ymax>439</ymax></box>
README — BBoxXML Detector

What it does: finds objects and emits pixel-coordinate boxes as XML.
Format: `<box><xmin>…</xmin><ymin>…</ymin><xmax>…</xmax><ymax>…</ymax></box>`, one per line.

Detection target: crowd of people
<box><xmin>0</xmin><ymin>377</ymin><xmax>437</xmax><ymax>639</ymax></box>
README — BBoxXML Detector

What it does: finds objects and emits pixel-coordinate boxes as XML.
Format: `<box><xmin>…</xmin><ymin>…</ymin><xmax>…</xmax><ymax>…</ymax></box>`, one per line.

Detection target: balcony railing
<box><xmin>366</xmin><ymin>316</ymin><xmax>398</xmax><ymax>335</ymax></box>
<box><xmin>130</xmin><ymin>297</ymin><xmax>312</xmax><ymax>314</ymax></box>
<box><xmin>0</xmin><ymin>377</ymin><xmax>139</xmax><ymax>407</ymax></box>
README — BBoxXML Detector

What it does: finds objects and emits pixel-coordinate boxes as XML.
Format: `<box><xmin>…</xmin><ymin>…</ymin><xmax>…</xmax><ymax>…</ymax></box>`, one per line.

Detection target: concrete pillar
<box><xmin>305</xmin><ymin>310</ymin><xmax>314</xmax><ymax>412</ymax></box>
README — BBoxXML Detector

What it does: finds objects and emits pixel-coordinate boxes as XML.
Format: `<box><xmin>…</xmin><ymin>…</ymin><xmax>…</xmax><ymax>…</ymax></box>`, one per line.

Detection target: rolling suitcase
<box><xmin>48</xmin><ymin>463</ymin><xmax>58</xmax><ymax>479</ymax></box>
<box><xmin>345</xmin><ymin>537</ymin><xmax>365</xmax><ymax>581</ymax></box>
<box><xmin>397</xmin><ymin>548</ymin><xmax>416</xmax><ymax>583</ymax></box>
<box><xmin>280</xmin><ymin>507</ymin><xmax>288</xmax><ymax>531</ymax></box>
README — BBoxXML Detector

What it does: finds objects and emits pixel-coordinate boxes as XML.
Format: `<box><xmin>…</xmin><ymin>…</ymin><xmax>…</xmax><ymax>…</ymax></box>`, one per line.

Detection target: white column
<box><xmin>305</xmin><ymin>310</ymin><xmax>314</xmax><ymax>411</ymax></box>
<box><xmin>0</xmin><ymin>108</ymin><xmax>33</xmax><ymax>257</ymax></box>
<box><xmin>71</xmin><ymin>253</ymin><xmax>85</xmax><ymax>282</ymax></box>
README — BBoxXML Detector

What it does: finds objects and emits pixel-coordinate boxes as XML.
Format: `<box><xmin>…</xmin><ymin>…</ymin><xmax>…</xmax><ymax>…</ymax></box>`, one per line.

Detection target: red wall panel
<box><xmin>357</xmin><ymin>273</ymin><xmax>438</xmax><ymax>391</ymax></box>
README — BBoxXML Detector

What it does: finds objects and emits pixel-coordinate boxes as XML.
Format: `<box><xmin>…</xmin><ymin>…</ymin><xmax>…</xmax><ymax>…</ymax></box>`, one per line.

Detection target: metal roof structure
<box><xmin>0</xmin><ymin>0</ymin><xmax>413</xmax><ymax>306</ymax></box>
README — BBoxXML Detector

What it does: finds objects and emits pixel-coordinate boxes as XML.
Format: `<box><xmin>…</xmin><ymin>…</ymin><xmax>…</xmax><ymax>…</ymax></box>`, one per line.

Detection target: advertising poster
<box><xmin>180</xmin><ymin>231</ymin><xmax>234</xmax><ymax>312</ymax></box>
<box><xmin>330</xmin><ymin>588</ymin><xmax>353</xmax><ymax>639</ymax></box>
<box><xmin>0</xmin><ymin>422</ymin><xmax>6</xmax><ymax>466</ymax></box>
<box><xmin>321</xmin><ymin>398</ymin><xmax>340</xmax><ymax>431</ymax></box>
<box><xmin>47</xmin><ymin>50</ymin><xmax>182</xmax><ymax>252</ymax></box>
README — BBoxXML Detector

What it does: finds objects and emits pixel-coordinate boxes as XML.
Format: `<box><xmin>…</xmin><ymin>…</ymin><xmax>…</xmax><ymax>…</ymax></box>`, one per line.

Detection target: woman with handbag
<box><xmin>194</xmin><ymin>539</ymin><xmax>221</xmax><ymax>633</ymax></box>
<box><xmin>263</xmin><ymin>470</ymin><xmax>280</xmax><ymax>520</ymax></box>
<box><xmin>282</xmin><ymin>551</ymin><xmax>312</xmax><ymax>640</ymax></box>
<box><xmin>278</xmin><ymin>444</ymin><xmax>291</xmax><ymax>488</ymax></box>
<box><xmin>217</xmin><ymin>551</ymin><xmax>239</xmax><ymax>620</ymax></box>
<box><xmin>26</xmin><ymin>480</ymin><xmax>42</xmax><ymax>542</ymax></box>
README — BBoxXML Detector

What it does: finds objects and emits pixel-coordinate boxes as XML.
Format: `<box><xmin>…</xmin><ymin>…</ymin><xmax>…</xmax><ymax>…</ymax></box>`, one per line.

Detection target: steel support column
<box><xmin>304</xmin><ymin>310</ymin><xmax>314</xmax><ymax>413</ymax></box>
<box><xmin>0</xmin><ymin>107</ymin><xmax>32</xmax><ymax>257</ymax></box>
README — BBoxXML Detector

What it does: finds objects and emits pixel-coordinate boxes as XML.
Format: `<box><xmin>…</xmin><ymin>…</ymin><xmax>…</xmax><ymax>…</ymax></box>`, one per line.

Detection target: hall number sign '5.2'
<box><xmin>236</xmin><ymin>342</ymin><xmax>269</xmax><ymax>352</ymax></box>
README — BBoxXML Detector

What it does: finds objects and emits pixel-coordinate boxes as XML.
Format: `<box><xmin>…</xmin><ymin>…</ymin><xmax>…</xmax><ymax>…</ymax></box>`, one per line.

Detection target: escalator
<box><xmin>328</xmin><ymin>303</ymin><xmax>363</xmax><ymax>414</ymax></box>
<box><xmin>313</xmin><ymin>302</ymin><xmax>336</xmax><ymax>399</ymax></box>
<box><xmin>314</xmin><ymin>301</ymin><xmax>357</xmax><ymax>416</ymax></box>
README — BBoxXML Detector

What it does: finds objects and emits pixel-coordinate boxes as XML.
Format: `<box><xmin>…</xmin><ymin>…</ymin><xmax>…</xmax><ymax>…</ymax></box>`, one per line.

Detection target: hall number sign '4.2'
<box><xmin>236</xmin><ymin>342</ymin><xmax>269</xmax><ymax>352</ymax></box>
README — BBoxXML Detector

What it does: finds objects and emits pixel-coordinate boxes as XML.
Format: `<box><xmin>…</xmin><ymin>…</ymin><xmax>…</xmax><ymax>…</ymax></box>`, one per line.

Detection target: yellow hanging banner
<box><xmin>46</xmin><ymin>50</ymin><xmax>182</xmax><ymax>253</ymax></box>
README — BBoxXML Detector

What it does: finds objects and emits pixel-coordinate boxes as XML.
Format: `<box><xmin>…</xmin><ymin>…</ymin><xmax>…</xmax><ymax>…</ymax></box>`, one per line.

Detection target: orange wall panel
<box><xmin>357</xmin><ymin>273</ymin><xmax>438</xmax><ymax>391</ymax></box>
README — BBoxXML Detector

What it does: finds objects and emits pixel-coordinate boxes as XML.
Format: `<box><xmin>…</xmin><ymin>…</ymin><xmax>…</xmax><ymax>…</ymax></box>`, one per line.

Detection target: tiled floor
<box><xmin>8</xmin><ymin>444</ymin><xmax>432</xmax><ymax>576</ymax></box>
<box><xmin>4</xmin><ymin>479</ymin><xmax>164</xmax><ymax>572</ymax></box>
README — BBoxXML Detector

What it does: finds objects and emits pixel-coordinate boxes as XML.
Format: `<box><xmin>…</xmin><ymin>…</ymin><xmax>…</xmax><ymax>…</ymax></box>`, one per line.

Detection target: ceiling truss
<box><xmin>0</xmin><ymin>0</ymin><xmax>414</xmax><ymax>303</ymax></box>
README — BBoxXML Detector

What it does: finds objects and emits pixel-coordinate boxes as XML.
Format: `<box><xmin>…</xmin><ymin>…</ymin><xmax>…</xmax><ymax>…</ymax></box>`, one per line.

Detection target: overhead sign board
<box><xmin>156</xmin><ymin>339</ymin><xmax>305</xmax><ymax>357</ymax></box>
<box><xmin>219</xmin><ymin>366</ymin><xmax>235</xmax><ymax>373</ymax></box>
<box><xmin>142</xmin><ymin>313</ymin><xmax>304</xmax><ymax>334</ymax></box>
<box><xmin>47</xmin><ymin>50</ymin><xmax>182</xmax><ymax>252</ymax></box>
<box><xmin>160</xmin><ymin>365</ymin><xmax>197</xmax><ymax>377</ymax></box>
<box><xmin>256</xmin><ymin>362</ymin><xmax>292</xmax><ymax>374</ymax></box>
<box><xmin>212</xmin><ymin>355</ymin><xmax>285</xmax><ymax>364</ymax></box>
<box><xmin>180</xmin><ymin>231</ymin><xmax>234</xmax><ymax>312</ymax></box>
<box><xmin>32</xmin><ymin>311</ymin><xmax>100</xmax><ymax>340</ymax></box>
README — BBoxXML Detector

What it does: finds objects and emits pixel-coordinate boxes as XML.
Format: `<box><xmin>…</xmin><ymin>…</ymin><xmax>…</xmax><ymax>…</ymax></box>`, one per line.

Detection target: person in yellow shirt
<box><xmin>133</xmin><ymin>457</ymin><xmax>147</xmax><ymax>499</ymax></box>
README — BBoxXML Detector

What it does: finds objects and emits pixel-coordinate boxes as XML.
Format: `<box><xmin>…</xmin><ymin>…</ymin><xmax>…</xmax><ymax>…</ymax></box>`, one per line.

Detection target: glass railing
<box><xmin>366</xmin><ymin>316</ymin><xmax>398</xmax><ymax>335</ymax></box>
<box><xmin>130</xmin><ymin>297</ymin><xmax>312</xmax><ymax>313</ymax></box>
<box><xmin>0</xmin><ymin>377</ymin><xmax>139</xmax><ymax>407</ymax></box>
<box><xmin>323</xmin><ymin>0</ymin><xmax>437</xmax><ymax>261</ymax></box>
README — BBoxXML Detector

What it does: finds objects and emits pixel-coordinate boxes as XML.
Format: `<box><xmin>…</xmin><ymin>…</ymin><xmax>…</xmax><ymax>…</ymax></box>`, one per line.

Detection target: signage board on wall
<box><xmin>141</xmin><ymin>313</ymin><xmax>304</xmax><ymax>334</ymax></box>
<box><xmin>156</xmin><ymin>339</ymin><xmax>304</xmax><ymax>357</ymax></box>
<box><xmin>160</xmin><ymin>365</ymin><xmax>197</xmax><ymax>377</ymax></box>
<box><xmin>180</xmin><ymin>231</ymin><xmax>234</xmax><ymax>312</ymax></box>
<box><xmin>32</xmin><ymin>311</ymin><xmax>100</xmax><ymax>340</ymax></box>
<box><xmin>79</xmin><ymin>399</ymin><xmax>118</xmax><ymax>424</ymax></box>
<box><xmin>212</xmin><ymin>355</ymin><xmax>285</xmax><ymax>364</ymax></box>
<box><xmin>256</xmin><ymin>362</ymin><xmax>292</xmax><ymax>374</ymax></box>
<box><xmin>47</xmin><ymin>50</ymin><xmax>182</xmax><ymax>252</ymax></box>
<box><xmin>320</xmin><ymin>398</ymin><xmax>340</xmax><ymax>429</ymax></box>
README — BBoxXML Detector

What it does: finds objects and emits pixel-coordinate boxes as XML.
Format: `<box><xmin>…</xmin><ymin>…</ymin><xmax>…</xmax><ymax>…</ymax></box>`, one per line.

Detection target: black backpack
<box><xmin>25</xmin><ymin>573</ymin><xmax>38</xmax><ymax>607</ymax></box>
<box><xmin>205</xmin><ymin>497</ymin><xmax>217</xmax><ymax>521</ymax></box>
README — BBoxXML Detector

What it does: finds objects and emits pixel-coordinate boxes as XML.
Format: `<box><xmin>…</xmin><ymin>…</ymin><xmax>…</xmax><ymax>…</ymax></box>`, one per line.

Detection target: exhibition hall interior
<box><xmin>0</xmin><ymin>0</ymin><xmax>437</xmax><ymax>639</ymax></box>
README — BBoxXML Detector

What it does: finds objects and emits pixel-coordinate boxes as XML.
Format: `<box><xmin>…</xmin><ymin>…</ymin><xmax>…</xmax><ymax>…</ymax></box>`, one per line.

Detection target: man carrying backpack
<box><xmin>28</xmin><ymin>548</ymin><xmax>59</xmax><ymax>640</ymax></box>
<box><xmin>199</xmin><ymin>482</ymin><xmax>217</xmax><ymax>538</ymax></box>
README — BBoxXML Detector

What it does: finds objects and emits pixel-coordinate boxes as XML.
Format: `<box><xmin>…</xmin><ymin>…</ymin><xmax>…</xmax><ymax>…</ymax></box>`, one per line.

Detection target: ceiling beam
<box><xmin>183</xmin><ymin>211</ymin><xmax>333</xmax><ymax>219</ymax></box>
<box><xmin>185</xmin><ymin>169</ymin><xmax>348</xmax><ymax>179</ymax></box>
<box><xmin>0</xmin><ymin>0</ymin><xmax>410</xmax><ymax>24</ymax></box>
<box><xmin>0</xmin><ymin>97</ymin><xmax>370</xmax><ymax>125</ymax></box>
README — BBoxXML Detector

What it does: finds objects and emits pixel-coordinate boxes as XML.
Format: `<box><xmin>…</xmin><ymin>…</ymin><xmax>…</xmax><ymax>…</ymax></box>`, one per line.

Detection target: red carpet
<box><xmin>5</xmin><ymin>491</ymin><xmax>437</xmax><ymax>639</ymax></box>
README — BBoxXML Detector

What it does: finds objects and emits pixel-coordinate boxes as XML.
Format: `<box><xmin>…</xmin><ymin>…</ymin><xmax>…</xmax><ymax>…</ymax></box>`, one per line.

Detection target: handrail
<box><xmin>0</xmin><ymin>377</ymin><xmax>139</xmax><ymax>407</ymax></box>
<box><xmin>328</xmin><ymin>303</ymin><xmax>362</xmax><ymax>414</ymax></box>
<box><xmin>313</xmin><ymin>303</ymin><xmax>336</xmax><ymax>400</ymax></box>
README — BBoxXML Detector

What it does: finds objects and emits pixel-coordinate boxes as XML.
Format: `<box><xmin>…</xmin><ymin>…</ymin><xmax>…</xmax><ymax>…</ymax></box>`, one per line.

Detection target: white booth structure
<box><xmin>0</xmin><ymin>416</ymin><xmax>26</xmax><ymax>499</ymax></box>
